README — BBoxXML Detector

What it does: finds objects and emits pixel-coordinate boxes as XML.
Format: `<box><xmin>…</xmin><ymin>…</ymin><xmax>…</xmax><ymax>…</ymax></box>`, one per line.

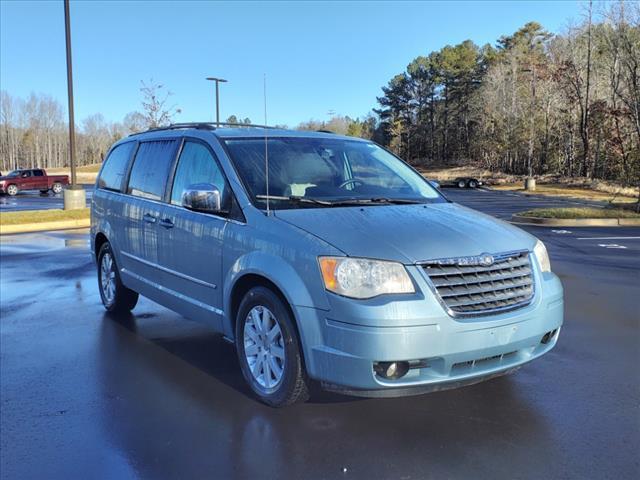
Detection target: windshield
<box><xmin>5</xmin><ymin>170</ymin><xmax>22</xmax><ymax>178</ymax></box>
<box><xmin>224</xmin><ymin>137</ymin><xmax>444</xmax><ymax>209</ymax></box>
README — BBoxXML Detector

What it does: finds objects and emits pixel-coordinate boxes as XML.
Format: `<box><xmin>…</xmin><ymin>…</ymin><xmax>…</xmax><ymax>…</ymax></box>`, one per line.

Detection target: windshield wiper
<box><xmin>255</xmin><ymin>195</ymin><xmax>334</xmax><ymax>207</ymax></box>
<box><xmin>330</xmin><ymin>197</ymin><xmax>426</xmax><ymax>206</ymax></box>
<box><xmin>255</xmin><ymin>195</ymin><xmax>425</xmax><ymax>208</ymax></box>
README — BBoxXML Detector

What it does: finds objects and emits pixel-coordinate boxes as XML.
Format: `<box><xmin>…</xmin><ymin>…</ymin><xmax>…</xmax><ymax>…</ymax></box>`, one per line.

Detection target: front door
<box><xmin>156</xmin><ymin>139</ymin><xmax>228</xmax><ymax>331</ymax></box>
<box><xmin>20</xmin><ymin>170</ymin><xmax>34</xmax><ymax>190</ymax></box>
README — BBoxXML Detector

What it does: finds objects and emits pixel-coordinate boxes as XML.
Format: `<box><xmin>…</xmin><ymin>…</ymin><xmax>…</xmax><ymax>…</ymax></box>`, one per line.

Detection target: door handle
<box><xmin>143</xmin><ymin>213</ymin><xmax>157</xmax><ymax>224</ymax></box>
<box><xmin>159</xmin><ymin>218</ymin><xmax>174</xmax><ymax>229</ymax></box>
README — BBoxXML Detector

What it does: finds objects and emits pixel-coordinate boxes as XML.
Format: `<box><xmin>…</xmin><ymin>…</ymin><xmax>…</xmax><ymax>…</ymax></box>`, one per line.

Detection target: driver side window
<box><xmin>170</xmin><ymin>141</ymin><xmax>227</xmax><ymax>206</ymax></box>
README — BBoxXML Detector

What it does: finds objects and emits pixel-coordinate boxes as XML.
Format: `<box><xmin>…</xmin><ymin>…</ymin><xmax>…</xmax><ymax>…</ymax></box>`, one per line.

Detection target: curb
<box><xmin>0</xmin><ymin>218</ymin><xmax>90</xmax><ymax>235</ymax></box>
<box><xmin>511</xmin><ymin>215</ymin><xmax>640</xmax><ymax>227</ymax></box>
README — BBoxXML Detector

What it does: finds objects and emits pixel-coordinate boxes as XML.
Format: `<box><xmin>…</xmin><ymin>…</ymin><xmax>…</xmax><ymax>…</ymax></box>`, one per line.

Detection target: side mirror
<box><xmin>428</xmin><ymin>179</ymin><xmax>440</xmax><ymax>189</ymax></box>
<box><xmin>181</xmin><ymin>183</ymin><xmax>223</xmax><ymax>213</ymax></box>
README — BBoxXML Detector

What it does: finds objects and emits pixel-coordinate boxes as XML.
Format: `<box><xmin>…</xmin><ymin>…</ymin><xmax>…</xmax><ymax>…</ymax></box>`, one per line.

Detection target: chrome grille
<box><xmin>421</xmin><ymin>251</ymin><xmax>534</xmax><ymax>316</ymax></box>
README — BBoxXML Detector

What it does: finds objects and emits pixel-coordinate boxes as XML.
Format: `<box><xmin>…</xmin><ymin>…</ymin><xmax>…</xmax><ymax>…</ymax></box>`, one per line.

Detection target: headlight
<box><xmin>318</xmin><ymin>256</ymin><xmax>415</xmax><ymax>299</ymax></box>
<box><xmin>533</xmin><ymin>240</ymin><xmax>551</xmax><ymax>272</ymax></box>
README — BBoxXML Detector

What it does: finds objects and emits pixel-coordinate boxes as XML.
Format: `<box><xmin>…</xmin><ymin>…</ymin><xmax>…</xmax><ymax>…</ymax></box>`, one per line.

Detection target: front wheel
<box><xmin>97</xmin><ymin>242</ymin><xmax>138</xmax><ymax>312</ymax></box>
<box><xmin>52</xmin><ymin>182</ymin><xmax>63</xmax><ymax>194</ymax></box>
<box><xmin>6</xmin><ymin>184</ymin><xmax>18</xmax><ymax>196</ymax></box>
<box><xmin>236</xmin><ymin>286</ymin><xmax>310</xmax><ymax>407</ymax></box>
<box><xmin>468</xmin><ymin>180</ymin><xmax>478</xmax><ymax>188</ymax></box>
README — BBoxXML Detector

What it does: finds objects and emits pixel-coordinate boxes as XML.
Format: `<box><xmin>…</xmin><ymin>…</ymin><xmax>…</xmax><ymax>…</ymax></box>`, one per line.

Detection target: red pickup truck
<box><xmin>0</xmin><ymin>169</ymin><xmax>70</xmax><ymax>196</ymax></box>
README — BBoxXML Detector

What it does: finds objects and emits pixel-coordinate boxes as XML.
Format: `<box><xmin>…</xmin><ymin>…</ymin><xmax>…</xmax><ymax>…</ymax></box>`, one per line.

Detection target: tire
<box><xmin>468</xmin><ymin>180</ymin><xmax>478</xmax><ymax>188</ymax></box>
<box><xmin>97</xmin><ymin>242</ymin><xmax>138</xmax><ymax>313</ymax></box>
<box><xmin>235</xmin><ymin>286</ymin><xmax>310</xmax><ymax>407</ymax></box>
<box><xmin>52</xmin><ymin>182</ymin><xmax>63</xmax><ymax>194</ymax></box>
<box><xmin>6</xmin><ymin>184</ymin><xmax>18</xmax><ymax>196</ymax></box>
<box><xmin>457</xmin><ymin>180</ymin><xmax>466</xmax><ymax>189</ymax></box>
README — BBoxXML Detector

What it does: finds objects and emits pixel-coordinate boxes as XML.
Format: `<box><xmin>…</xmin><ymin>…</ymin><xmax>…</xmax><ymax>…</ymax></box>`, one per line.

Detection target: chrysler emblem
<box><xmin>480</xmin><ymin>254</ymin><xmax>494</xmax><ymax>266</ymax></box>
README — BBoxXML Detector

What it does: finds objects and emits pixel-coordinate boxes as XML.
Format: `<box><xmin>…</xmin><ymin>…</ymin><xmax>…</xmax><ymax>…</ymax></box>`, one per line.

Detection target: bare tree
<box><xmin>139</xmin><ymin>79</ymin><xmax>181</xmax><ymax>129</ymax></box>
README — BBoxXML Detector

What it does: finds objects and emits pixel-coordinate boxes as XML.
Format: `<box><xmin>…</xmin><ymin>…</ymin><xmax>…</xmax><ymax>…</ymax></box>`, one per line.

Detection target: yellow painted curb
<box><xmin>511</xmin><ymin>215</ymin><xmax>640</xmax><ymax>227</ymax></box>
<box><xmin>0</xmin><ymin>218</ymin><xmax>90</xmax><ymax>235</ymax></box>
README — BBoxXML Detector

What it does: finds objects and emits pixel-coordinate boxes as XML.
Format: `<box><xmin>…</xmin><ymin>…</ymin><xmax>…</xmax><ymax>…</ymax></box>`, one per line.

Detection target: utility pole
<box><xmin>63</xmin><ymin>0</ymin><xmax>85</xmax><ymax>209</ymax></box>
<box><xmin>206</xmin><ymin>77</ymin><xmax>227</xmax><ymax>126</ymax></box>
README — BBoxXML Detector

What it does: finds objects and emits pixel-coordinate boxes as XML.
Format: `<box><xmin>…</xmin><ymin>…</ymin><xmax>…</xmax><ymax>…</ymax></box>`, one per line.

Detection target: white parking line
<box><xmin>577</xmin><ymin>237</ymin><xmax>640</xmax><ymax>240</ymax></box>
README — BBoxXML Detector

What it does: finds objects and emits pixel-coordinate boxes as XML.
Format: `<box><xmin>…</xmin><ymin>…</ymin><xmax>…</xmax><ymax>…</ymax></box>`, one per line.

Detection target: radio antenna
<box><xmin>263</xmin><ymin>73</ymin><xmax>270</xmax><ymax>216</ymax></box>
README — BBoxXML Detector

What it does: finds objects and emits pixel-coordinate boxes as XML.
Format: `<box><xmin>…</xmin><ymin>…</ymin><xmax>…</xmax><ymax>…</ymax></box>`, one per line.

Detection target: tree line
<box><xmin>0</xmin><ymin>80</ymin><xmax>178</xmax><ymax>172</ymax></box>
<box><xmin>2</xmin><ymin>1</ymin><xmax>637</xmax><ymax>189</ymax></box>
<box><xmin>370</xmin><ymin>1</ymin><xmax>639</xmax><ymax>186</ymax></box>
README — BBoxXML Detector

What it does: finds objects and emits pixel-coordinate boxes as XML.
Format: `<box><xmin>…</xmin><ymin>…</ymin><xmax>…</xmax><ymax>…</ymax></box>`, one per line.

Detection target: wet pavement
<box><xmin>0</xmin><ymin>185</ymin><xmax>93</xmax><ymax>212</ymax></box>
<box><xmin>442</xmin><ymin>186</ymin><xmax>612</xmax><ymax>219</ymax></box>
<box><xmin>1</xmin><ymin>190</ymin><xmax>639</xmax><ymax>479</ymax></box>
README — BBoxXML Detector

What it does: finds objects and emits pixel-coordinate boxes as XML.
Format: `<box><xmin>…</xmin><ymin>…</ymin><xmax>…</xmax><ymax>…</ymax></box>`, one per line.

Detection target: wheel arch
<box><xmin>94</xmin><ymin>231</ymin><xmax>109</xmax><ymax>258</ymax></box>
<box><xmin>227</xmin><ymin>273</ymin><xmax>312</xmax><ymax>374</ymax></box>
<box><xmin>229</xmin><ymin>274</ymin><xmax>294</xmax><ymax>337</ymax></box>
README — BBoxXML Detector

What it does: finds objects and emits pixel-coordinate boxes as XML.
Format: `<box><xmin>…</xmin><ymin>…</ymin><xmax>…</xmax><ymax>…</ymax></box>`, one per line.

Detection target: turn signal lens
<box><xmin>318</xmin><ymin>256</ymin><xmax>415</xmax><ymax>299</ymax></box>
<box><xmin>533</xmin><ymin>240</ymin><xmax>551</xmax><ymax>272</ymax></box>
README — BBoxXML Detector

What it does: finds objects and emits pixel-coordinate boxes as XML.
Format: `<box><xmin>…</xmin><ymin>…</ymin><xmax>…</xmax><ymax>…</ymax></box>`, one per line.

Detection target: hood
<box><xmin>275</xmin><ymin>203</ymin><xmax>535</xmax><ymax>264</ymax></box>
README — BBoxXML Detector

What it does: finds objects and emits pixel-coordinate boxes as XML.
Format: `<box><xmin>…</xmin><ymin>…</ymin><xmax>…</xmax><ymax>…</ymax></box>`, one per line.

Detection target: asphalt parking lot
<box><xmin>1</xmin><ymin>189</ymin><xmax>638</xmax><ymax>479</ymax></box>
<box><xmin>0</xmin><ymin>185</ymin><xmax>93</xmax><ymax>212</ymax></box>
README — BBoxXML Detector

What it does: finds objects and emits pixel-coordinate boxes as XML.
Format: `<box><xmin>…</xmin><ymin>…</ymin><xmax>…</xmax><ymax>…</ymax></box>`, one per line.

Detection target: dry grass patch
<box><xmin>493</xmin><ymin>183</ymin><xmax>638</xmax><ymax>204</ymax></box>
<box><xmin>518</xmin><ymin>207</ymin><xmax>640</xmax><ymax>219</ymax></box>
<box><xmin>47</xmin><ymin>164</ymin><xmax>102</xmax><ymax>184</ymax></box>
<box><xmin>0</xmin><ymin>208</ymin><xmax>90</xmax><ymax>226</ymax></box>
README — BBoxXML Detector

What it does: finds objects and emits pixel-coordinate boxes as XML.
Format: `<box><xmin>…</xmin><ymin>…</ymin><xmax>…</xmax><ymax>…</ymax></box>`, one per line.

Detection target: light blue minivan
<box><xmin>91</xmin><ymin>123</ymin><xmax>563</xmax><ymax>406</ymax></box>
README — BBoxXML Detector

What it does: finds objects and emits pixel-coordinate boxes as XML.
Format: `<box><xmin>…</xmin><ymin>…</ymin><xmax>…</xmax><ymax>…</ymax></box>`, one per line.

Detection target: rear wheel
<box><xmin>457</xmin><ymin>179</ymin><xmax>466</xmax><ymax>188</ymax></box>
<box><xmin>97</xmin><ymin>242</ymin><xmax>138</xmax><ymax>312</ymax></box>
<box><xmin>236</xmin><ymin>286</ymin><xmax>310</xmax><ymax>407</ymax></box>
<box><xmin>52</xmin><ymin>182</ymin><xmax>63</xmax><ymax>194</ymax></box>
<box><xmin>7</xmin><ymin>184</ymin><xmax>18</xmax><ymax>196</ymax></box>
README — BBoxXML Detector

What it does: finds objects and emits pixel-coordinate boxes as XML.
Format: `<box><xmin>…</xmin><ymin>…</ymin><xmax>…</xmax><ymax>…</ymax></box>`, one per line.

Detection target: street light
<box><xmin>62</xmin><ymin>0</ymin><xmax>85</xmax><ymax>210</ymax></box>
<box><xmin>206</xmin><ymin>77</ymin><xmax>227</xmax><ymax>127</ymax></box>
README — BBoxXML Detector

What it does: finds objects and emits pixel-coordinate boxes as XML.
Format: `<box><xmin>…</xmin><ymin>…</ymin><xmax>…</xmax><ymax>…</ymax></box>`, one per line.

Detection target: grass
<box><xmin>0</xmin><ymin>208</ymin><xmax>90</xmax><ymax>226</ymax></box>
<box><xmin>518</xmin><ymin>207</ymin><xmax>640</xmax><ymax>219</ymax></box>
<box><xmin>492</xmin><ymin>183</ymin><xmax>638</xmax><ymax>204</ymax></box>
<box><xmin>46</xmin><ymin>164</ymin><xmax>102</xmax><ymax>184</ymax></box>
<box><xmin>77</xmin><ymin>163</ymin><xmax>103</xmax><ymax>173</ymax></box>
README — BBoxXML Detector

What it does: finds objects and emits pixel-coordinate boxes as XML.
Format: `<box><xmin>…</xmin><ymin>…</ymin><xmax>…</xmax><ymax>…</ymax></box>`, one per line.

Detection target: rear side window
<box><xmin>127</xmin><ymin>140</ymin><xmax>176</xmax><ymax>201</ymax></box>
<box><xmin>33</xmin><ymin>170</ymin><xmax>44</xmax><ymax>177</ymax></box>
<box><xmin>98</xmin><ymin>142</ymin><xmax>135</xmax><ymax>191</ymax></box>
<box><xmin>170</xmin><ymin>141</ymin><xmax>227</xmax><ymax>206</ymax></box>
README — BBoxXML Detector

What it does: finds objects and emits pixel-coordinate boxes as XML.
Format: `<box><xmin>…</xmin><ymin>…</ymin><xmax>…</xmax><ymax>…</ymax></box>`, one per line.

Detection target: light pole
<box><xmin>206</xmin><ymin>77</ymin><xmax>227</xmax><ymax>126</ymax></box>
<box><xmin>63</xmin><ymin>0</ymin><xmax>85</xmax><ymax>210</ymax></box>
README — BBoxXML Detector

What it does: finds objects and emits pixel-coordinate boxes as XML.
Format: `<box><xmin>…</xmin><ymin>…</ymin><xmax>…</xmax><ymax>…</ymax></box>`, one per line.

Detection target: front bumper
<box><xmin>294</xmin><ymin>265</ymin><xmax>564</xmax><ymax>395</ymax></box>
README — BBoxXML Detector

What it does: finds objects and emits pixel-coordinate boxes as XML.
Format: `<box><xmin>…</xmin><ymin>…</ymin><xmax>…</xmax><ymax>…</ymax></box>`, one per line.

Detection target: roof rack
<box><xmin>128</xmin><ymin>122</ymin><xmax>281</xmax><ymax>137</ymax></box>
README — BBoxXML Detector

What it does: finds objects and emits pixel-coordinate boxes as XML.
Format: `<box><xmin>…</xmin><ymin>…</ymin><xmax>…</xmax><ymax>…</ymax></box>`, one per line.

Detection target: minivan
<box><xmin>91</xmin><ymin>123</ymin><xmax>563</xmax><ymax>407</ymax></box>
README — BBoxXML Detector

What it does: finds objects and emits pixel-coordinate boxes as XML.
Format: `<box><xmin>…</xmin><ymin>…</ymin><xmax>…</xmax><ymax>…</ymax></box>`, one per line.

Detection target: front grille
<box><xmin>422</xmin><ymin>251</ymin><xmax>534</xmax><ymax>316</ymax></box>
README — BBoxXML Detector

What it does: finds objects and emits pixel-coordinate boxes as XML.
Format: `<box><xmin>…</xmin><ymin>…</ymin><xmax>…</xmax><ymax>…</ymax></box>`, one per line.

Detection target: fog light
<box><xmin>541</xmin><ymin>329</ymin><xmax>558</xmax><ymax>345</ymax></box>
<box><xmin>374</xmin><ymin>361</ymin><xmax>410</xmax><ymax>380</ymax></box>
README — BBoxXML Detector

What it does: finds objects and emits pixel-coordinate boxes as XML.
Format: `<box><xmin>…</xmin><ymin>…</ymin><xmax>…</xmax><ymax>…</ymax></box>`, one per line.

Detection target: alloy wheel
<box><xmin>243</xmin><ymin>305</ymin><xmax>286</xmax><ymax>390</ymax></box>
<box><xmin>100</xmin><ymin>252</ymin><xmax>116</xmax><ymax>305</ymax></box>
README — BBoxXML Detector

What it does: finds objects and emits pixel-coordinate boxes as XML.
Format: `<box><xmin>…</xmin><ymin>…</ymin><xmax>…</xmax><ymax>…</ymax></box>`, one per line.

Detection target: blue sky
<box><xmin>1</xmin><ymin>0</ymin><xmax>584</xmax><ymax>127</ymax></box>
